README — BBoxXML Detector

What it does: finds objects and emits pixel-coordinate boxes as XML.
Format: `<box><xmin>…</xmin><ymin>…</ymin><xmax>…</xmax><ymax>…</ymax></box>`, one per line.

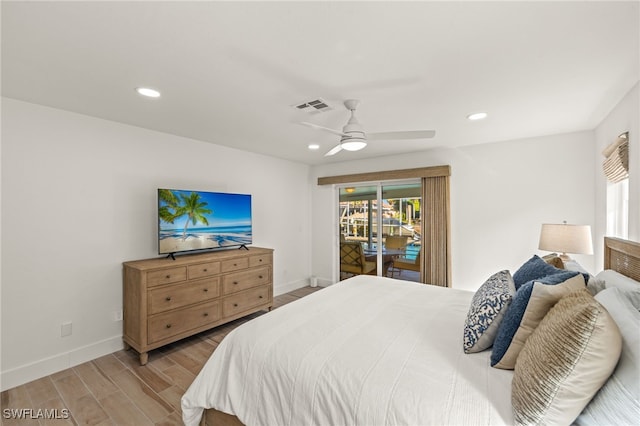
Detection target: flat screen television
<box><xmin>158</xmin><ymin>188</ymin><xmax>252</xmax><ymax>256</ymax></box>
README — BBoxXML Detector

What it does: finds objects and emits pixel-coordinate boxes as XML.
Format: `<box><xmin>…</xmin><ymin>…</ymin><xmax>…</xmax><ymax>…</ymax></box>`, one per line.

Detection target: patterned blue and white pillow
<box><xmin>463</xmin><ymin>270</ymin><xmax>516</xmax><ymax>354</ymax></box>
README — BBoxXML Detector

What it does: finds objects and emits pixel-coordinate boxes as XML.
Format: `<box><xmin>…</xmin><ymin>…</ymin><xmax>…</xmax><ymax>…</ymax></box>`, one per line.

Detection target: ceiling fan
<box><xmin>301</xmin><ymin>99</ymin><xmax>436</xmax><ymax>156</ymax></box>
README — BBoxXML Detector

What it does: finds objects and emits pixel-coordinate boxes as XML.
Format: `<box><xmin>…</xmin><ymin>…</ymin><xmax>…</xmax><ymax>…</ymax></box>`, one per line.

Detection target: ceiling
<box><xmin>2</xmin><ymin>1</ymin><xmax>639</xmax><ymax>165</ymax></box>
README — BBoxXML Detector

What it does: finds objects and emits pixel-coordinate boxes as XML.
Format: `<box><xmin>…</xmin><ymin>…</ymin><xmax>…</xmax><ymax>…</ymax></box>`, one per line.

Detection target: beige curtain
<box><xmin>602</xmin><ymin>132</ymin><xmax>629</xmax><ymax>183</ymax></box>
<box><xmin>421</xmin><ymin>175</ymin><xmax>451</xmax><ymax>287</ymax></box>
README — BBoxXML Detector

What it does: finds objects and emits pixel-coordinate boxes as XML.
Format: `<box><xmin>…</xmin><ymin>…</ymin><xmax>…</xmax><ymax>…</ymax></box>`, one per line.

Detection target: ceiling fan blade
<box><xmin>367</xmin><ymin>130</ymin><xmax>436</xmax><ymax>140</ymax></box>
<box><xmin>300</xmin><ymin>122</ymin><xmax>348</xmax><ymax>137</ymax></box>
<box><xmin>324</xmin><ymin>144</ymin><xmax>343</xmax><ymax>157</ymax></box>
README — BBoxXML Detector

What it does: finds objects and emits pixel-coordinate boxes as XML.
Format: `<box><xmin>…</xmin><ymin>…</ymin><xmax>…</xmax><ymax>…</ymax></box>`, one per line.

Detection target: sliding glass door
<box><xmin>338</xmin><ymin>180</ymin><xmax>422</xmax><ymax>282</ymax></box>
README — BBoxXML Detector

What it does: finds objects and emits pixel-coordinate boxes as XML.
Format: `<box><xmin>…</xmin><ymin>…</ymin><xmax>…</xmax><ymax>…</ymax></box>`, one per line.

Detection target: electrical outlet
<box><xmin>61</xmin><ymin>322</ymin><xmax>72</xmax><ymax>337</ymax></box>
<box><xmin>113</xmin><ymin>310</ymin><xmax>123</xmax><ymax>322</ymax></box>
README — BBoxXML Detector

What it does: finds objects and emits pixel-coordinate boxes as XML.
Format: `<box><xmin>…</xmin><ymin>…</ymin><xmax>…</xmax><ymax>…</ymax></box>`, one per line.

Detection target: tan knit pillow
<box><xmin>541</xmin><ymin>253</ymin><xmax>564</xmax><ymax>269</ymax></box>
<box><xmin>512</xmin><ymin>288</ymin><xmax>622</xmax><ymax>426</ymax></box>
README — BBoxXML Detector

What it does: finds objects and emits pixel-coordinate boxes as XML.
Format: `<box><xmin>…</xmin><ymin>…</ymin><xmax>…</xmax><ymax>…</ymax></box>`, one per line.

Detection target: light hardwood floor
<box><xmin>1</xmin><ymin>286</ymin><xmax>324</xmax><ymax>426</ymax></box>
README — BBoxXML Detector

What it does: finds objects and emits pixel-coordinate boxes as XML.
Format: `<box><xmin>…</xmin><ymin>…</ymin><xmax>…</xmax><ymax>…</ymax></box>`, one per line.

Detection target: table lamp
<box><xmin>538</xmin><ymin>222</ymin><xmax>593</xmax><ymax>261</ymax></box>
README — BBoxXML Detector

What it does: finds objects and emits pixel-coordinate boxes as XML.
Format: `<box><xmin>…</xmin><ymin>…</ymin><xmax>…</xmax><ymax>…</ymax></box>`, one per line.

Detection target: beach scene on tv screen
<box><xmin>158</xmin><ymin>189</ymin><xmax>252</xmax><ymax>254</ymax></box>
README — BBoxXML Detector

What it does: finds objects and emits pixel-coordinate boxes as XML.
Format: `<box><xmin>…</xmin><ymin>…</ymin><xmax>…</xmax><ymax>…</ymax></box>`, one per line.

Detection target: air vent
<box><xmin>293</xmin><ymin>98</ymin><xmax>332</xmax><ymax>113</ymax></box>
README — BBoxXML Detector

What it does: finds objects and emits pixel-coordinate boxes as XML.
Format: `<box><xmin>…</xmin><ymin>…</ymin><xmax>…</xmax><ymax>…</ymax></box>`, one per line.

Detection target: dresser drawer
<box><xmin>223</xmin><ymin>266</ymin><xmax>270</xmax><ymax>294</ymax></box>
<box><xmin>249</xmin><ymin>253</ymin><xmax>272</xmax><ymax>268</ymax></box>
<box><xmin>147</xmin><ymin>267</ymin><xmax>187</xmax><ymax>287</ymax></box>
<box><xmin>221</xmin><ymin>257</ymin><xmax>249</xmax><ymax>273</ymax></box>
<box><xmin>223</xmin><ymin>285</ymin><xmax>270</xmax><ymax>317</ymax></box>
<box><xmin>148</xmin><ymin>300</ymin><xmax>220</xmax><ymax>344</ymax></box>
<box><xmin>148</xmin><ymin>278</ymin><xmax>220</xmax><ymax>314</ymax></box>
<box><xmin>188</xmin><ymin>261</ymin><xmax>221</xmax><ymax>279</ymax></box>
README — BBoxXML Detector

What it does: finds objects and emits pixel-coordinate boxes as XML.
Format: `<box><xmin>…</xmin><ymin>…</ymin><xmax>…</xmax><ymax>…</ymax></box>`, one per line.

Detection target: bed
<box><xmin>181</xmin><ymin>237</ymin><xmax>640</xmax><ymax>426</ymax></box>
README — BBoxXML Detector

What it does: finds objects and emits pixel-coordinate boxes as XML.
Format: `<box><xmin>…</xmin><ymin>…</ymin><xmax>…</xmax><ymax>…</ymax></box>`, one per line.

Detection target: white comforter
<box><xmin>182</xmin><ymin>275</ymin><xmax>514</xmax><ymax>426</ymax></box>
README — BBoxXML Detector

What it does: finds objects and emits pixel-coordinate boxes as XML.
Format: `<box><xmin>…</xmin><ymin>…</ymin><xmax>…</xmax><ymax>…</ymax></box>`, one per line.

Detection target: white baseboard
<box><xmin>315</xmin><ymin>277</ymin><xmax>335</xmax><ymax>287</ymax></box>
<box><xmin>0</xmin><ymin>335</ymin><xmax>124</xmax><ymax>392</ymax></box>
<box><xmin>274</xmin><ymin>277</ymin><xmax>335</xmax><ymax>296</ymax></box>
<box><xmin>274</xmin><ymin>278</ymin><xmax>308</xmax><ymax>296</ymax></box>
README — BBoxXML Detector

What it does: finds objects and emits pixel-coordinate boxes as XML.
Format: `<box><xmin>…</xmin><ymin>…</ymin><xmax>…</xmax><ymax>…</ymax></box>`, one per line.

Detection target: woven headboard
<box><xmin>604</xmin><ymin>237</ymin><xmax>640</xmax><ymax>282</ymax></box>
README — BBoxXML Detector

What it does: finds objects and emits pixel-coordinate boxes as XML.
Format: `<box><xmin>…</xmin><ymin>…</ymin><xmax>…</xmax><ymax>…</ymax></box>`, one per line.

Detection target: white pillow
<box><xmin>576</xmin><ymin>287</ymin><xmax>640</xmax><ymax>425</ymax></box>
<box><xmin>563</xmin><ymin>259</ymin><xmax>606</xmax><ymax>295</ymax></box>
<box><xmin>596</xmin><ymin>269</ymin><xmax>640</xmax><ymax>292</ymax></box>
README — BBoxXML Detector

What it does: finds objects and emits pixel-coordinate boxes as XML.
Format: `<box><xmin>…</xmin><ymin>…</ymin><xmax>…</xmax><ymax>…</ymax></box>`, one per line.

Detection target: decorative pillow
<box><xmin>512</xmin><ymin>255</ymin><xmax>565</xmax><ymax>290</ymax></box>
<box><xmin>512</xmin><ymin>288</ymin><xmax>622</xmax><ymax>426</ymax></box>
<box><xmin>575</xmin><ymin>287</ymin><xmax>640</xmax><ymax>425</ymax></box>
<box><xmin>541</xmin><ymin>253</ymin><xmax>564</xmax><ymax>269</ymax></box>
<box><xmin>462</xmin><ymin>270</ymin><xmax>515</xmax><ymax>353</ymax></box>
<box><xmin>491</xmin><ymin>271</ymin><xmax>583</xmax><ymax>369</ymax></box>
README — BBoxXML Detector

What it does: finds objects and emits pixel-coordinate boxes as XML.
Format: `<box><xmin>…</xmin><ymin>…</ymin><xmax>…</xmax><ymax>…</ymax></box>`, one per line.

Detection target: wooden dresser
<box><xmin>123</xmin><ymin>247</ymin><xmax>273</xmax><ymax>365</ymax></box>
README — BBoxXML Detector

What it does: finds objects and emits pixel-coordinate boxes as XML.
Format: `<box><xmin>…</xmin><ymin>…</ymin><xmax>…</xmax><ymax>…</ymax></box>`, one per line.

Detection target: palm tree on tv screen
<box><xmin>158</xmin><ymin>189</ymin><xmax>180</xmax><ymax>224</ymax></box>
<box><xmin>173</xmin><ymin>192</ymin><xmax>213</xmax><ymax>241</ymax></box>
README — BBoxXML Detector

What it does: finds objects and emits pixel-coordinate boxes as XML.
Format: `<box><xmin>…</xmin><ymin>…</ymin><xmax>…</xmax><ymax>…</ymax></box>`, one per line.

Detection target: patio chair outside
<box><xmin>340</xmin><ymin>241</ymin><xmax>376</xmax><ymax>279</ymax></box>
<box><xmin>385</xmin><ymin>236</ymin><xmax>408</xmax><ymax>277</ymax></box>
<box><xmin>392</xmin><ymin>247</ymin><xmax>421</xmax><ymax>276</ymax></box>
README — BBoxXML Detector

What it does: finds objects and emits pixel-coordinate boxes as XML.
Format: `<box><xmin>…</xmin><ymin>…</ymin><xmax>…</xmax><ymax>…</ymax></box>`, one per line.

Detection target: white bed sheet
<box><xmin>181</xmin><ymin>275</ymin><xmax>514</xmax><ymax>426</ymax></box>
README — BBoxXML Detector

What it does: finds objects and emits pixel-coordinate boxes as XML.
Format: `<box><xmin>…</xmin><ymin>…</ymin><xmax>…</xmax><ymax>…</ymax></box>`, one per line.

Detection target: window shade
<box><xmin>602</xmin><ymin>132</ymin><xmax>629</xmax><ymax>183</ymax></box>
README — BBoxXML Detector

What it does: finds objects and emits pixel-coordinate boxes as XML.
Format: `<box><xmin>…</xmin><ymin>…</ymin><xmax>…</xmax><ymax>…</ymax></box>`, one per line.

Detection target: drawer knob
<box><xmin>259</xmin><ymin>259</ymin><xmax>263</xmax><ymax>262</ymax></box>
<box><xmin>165</xmin><ymin>275</ymin><xmax>171</xmax><ymax>279</ymax></box>
<box><xmin>203</xmin><ymin>288</ymin><xmax>208</xmax><ymax>292</ymax></box>
<box><xmin>233</xmin><ymin>281</ymin><xmax>238</xmax><ymax>285</ymax></box>
<box><xmin>233</xmin><ymin>303</ymin><xmax>238</xmax><ymax>307</ymax></box>
<box><xmin>203</xmin><ymin>312</ymin><xmax>209</xmax><ymax>317</ymax></box>
<box><xmin>203</xmin><ymin>268</ymin><xmax>208</xmax><ymax>272</ymax></box>
<box><xmin>166</xmin><ymin>296</ymin><xmax>172</xmax><ymax>301</ymax></box>
<box><xmin>259</xmin><ymin>275</ymin><xmax>263</xmax><ymax>279</ymax></box>
<box><xmin>259</xmin><ymin>295</ymin><xmax>263</xmax><ymax>299</ymax></box>
<box><xmin>233</xmin><ymin>263</ymin><xmax>237</xmax><ymax>266</ymax></box>
<box><xmin>166</xmin><ymin>324</ymin><xmax>172</xmax><ymax>329</ymax></box>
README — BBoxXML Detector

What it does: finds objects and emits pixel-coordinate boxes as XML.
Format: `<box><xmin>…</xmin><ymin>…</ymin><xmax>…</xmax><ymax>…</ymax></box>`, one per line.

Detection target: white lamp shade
<box><xmin>538</xmin><ymin>223</ymin><xmax>594</xmax><ymax>255</ymax></box>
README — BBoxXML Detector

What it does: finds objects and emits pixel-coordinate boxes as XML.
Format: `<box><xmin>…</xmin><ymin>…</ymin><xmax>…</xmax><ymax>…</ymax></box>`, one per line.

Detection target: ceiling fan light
<box><xmin>341</xmin><ymin>139</ymin><xmax>367</xmax><ymax>151</ymax></box>
<box><xmin>136</xmin><ymin>87</ymin><xmax>161</xmax><ymax>98</ymax></box>
<box><xmin>467</xmin><ymin>112</ymin><xmax>488</xmax><ymax>121</ymax></box>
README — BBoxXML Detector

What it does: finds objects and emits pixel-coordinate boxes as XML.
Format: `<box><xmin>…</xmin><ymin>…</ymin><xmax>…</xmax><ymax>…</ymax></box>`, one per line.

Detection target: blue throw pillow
<box><xmin>512</xmin><ymin>255</ymin><xmax>565</xmax><ymax>289</ymax></box>
<box><xmin>463</xmin><ymin>270</ymin><xmax>515</xmax><ymax>354</ymax></box>
<box><xmin>491</xmin><ymin>270</ymin><xmax>582</xmax><ymax>368</ymax></box>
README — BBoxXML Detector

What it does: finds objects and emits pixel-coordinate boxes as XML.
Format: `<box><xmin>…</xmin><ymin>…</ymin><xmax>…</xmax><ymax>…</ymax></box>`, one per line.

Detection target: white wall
<box><xmin>0</xmin><ymin>98</ymin><xmax>312</xmax><ymax>390</ymax></box>
<box><xmin>594</xmin><ymin>83</ymin><xmax>639</xmax><ymax>270</ymax></box>
<box><xmin>311</xmin><ymin>131</ymin><xmax>596</xmax><ymax>291</ymax></box>
<box><xmin>5</xmin><ymin>83</ymin><xmax>635</xmax><ymax>391</ymax></box>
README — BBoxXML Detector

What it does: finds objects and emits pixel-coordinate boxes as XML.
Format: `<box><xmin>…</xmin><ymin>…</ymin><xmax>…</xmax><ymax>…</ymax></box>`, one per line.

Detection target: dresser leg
<box><xmin>139</xmin><ymin>352</ymin><xmax>148</xmax><ymax>366</ymax></box>
<box><xmin>123</xmin><ymin>341</ymin><xmax>131</xmax><ymax>351</ymax></box>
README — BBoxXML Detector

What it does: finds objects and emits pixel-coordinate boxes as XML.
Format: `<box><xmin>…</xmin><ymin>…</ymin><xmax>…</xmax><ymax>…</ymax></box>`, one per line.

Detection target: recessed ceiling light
<box><xmin>308</xmin><ymin>144</ymin><xmax>320</xmax><ymax>150</ymax></box>
<box><xmin>467</xmin><ymin>112</ymin><xmax>488</xmax><ymax>121</ymax></box>
<box><xmin>136</xmin><ymin>87</ymin><xmax>161</xmax><ymax>98</ymax></box>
